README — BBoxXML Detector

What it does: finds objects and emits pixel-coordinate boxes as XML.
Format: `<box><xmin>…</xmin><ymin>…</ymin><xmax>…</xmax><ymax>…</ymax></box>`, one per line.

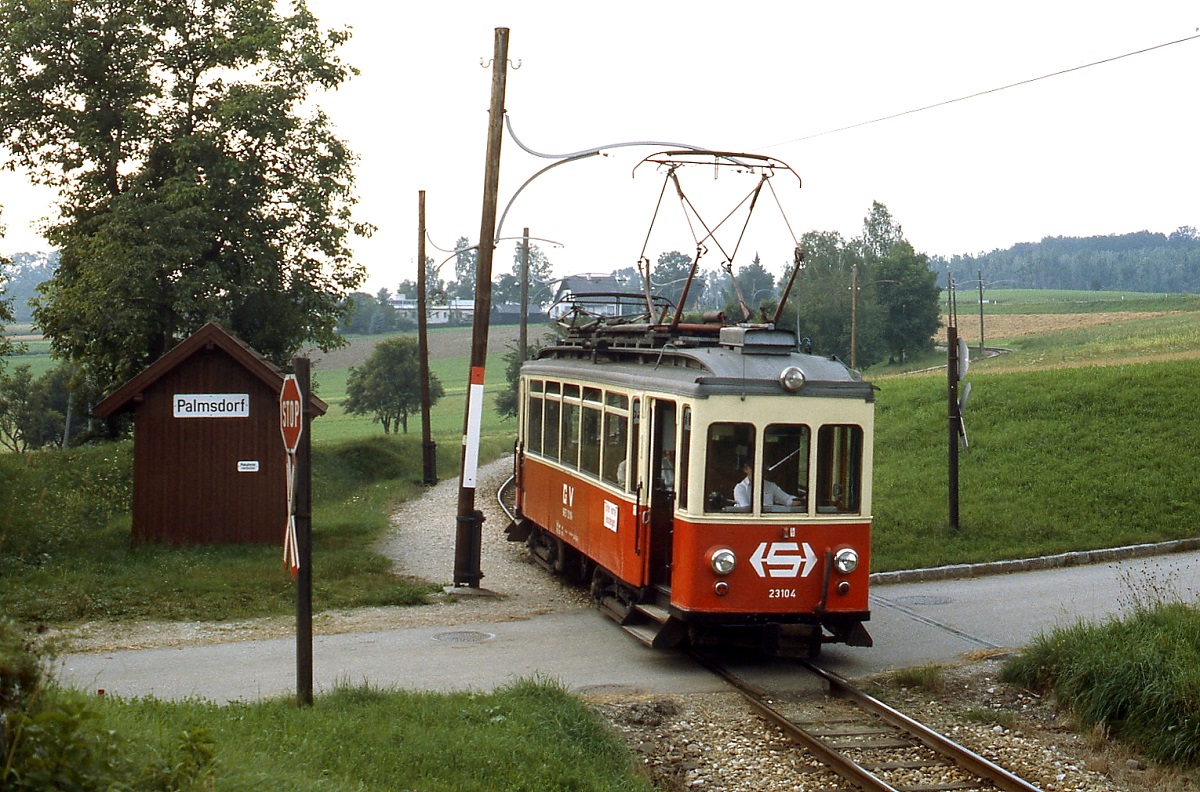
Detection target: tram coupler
<box><xmin>762</xmin><ymin>623</ymin><xmax>823</xmax><ymax>658</ymax></box>
<box><xmin>504</xmin><ymin>517</ymin><xmax>533</xmax><ymax>542</ymax></box>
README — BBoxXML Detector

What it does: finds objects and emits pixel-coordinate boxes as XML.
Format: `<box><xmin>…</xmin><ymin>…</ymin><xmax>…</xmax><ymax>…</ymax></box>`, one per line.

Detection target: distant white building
<box><xmin>388</xmin><ymin>296</ymin><xmax>543</xmax><ymax>326</ymax></box>
<box><xmin>389</xmin><ymin>296</ymin><xmax>475</xmax><ymax>325</ymax></box>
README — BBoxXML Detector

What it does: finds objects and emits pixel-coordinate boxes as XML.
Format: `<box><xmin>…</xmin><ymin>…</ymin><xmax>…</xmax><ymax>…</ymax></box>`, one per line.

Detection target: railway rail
<box><xmin>692</xmin><ymin>652</ymin><xmax>1044</xmax><ymax>792</ymax></box>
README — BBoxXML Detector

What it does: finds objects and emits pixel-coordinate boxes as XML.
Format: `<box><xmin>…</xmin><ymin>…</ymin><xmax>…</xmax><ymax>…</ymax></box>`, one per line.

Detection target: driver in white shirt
<box><xmin>733</xmin><ymin>462</ymin><xmax>800</xmax><ymax>507</ymax></box>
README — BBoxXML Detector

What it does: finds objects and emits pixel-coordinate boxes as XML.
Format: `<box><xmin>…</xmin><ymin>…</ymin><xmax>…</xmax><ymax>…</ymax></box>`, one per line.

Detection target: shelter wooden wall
<box><xmin>131</xmin><ymin>345</ymin><xmax>285</xmax><ymax>545</ymax></box>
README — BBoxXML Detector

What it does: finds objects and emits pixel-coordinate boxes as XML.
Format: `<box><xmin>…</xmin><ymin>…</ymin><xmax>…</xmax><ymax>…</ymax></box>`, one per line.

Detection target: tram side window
<box><xmin>561</xmin><ymin>401</ymin><xmax>580</xmax><ymax>469</ymax></box>
<box><xmin>527</xmin><ymin>395</ymin><xmax>543</xmax><ymax>455</ymax></box>
<box><xmin>763</xmin><ymin>424</ymin><xmax>810</xmax><ymax>513</ymax></box>
<box><xmin>602</xmin><ymin>410</ymin><xmax>627</xmax><ymax>486</ymax></box>
<box><xmin>704</xmin><ymin>422</ymin><xmax>755</xmax><ymax>513</ymax></box>
<box><xmin>580</xmin><ymin>404</ymin><xmax>601</xmax><ymax>476</ymax></box>
<box><xmin>816</xmin><ymin>424</ymin><xmax>863</xmax><ymax>514</ymax></box>
<box><xmin>543</xmin><ymin>398</ymin><xmax>561</xmax><ymax>459</ymax></box>
<box><xmin>629</xmin><ymin>399</ymin><xmax>641</xmax><ymax>493</ymax></box>
<box><xmin>678</xmin><ymin>406</ymin><xmax>691</xmax><ymax>510</ymax></box>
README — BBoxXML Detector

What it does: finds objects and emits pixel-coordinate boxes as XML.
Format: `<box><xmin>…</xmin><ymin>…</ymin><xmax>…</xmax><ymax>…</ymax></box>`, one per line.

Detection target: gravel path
<box><xmin>53</xmin><ymin>456</ymin><xmax>587</xmax><ymax>652</ymax></box>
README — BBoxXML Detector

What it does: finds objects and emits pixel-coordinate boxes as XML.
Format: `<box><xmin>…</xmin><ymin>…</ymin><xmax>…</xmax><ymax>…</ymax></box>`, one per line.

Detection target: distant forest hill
<box><xmin>4</xmin><ymin>228</ymin><xmax>1198</xmax><ymax>329</ymax></box>
<box><xmin>935</xmin><ymin>227</ymin><xmax>1200</xmax><ymax>294</ymax></box>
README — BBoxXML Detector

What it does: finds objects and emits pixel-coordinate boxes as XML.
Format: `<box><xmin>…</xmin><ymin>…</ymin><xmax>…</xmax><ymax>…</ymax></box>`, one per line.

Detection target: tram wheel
<box><xmin>591</xmin><ymin>567</ymin><xmax>636</xmax><ymax>624</ymax></box>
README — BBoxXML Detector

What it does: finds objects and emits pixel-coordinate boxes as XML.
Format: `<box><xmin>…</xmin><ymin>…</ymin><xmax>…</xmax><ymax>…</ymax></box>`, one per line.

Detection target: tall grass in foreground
<box><xmin>0</xmin><ymin>619</ymin><xmax>653</xmax><ymax>792</ymax></box>
<box><xmin>1002</xmin><ymin>597</ymin><xmax>1200</xmax><ymax>766</ymax></box>
<box><xmin>93</xmin><ymin>679</ymin><xmax>651</xmax><ymax>791</ymax></box>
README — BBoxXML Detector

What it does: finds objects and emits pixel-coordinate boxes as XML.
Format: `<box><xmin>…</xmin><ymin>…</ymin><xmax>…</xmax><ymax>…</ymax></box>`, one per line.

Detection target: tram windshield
<box><xmin>762</xmin><ymin>424</ymin><xmax>809</xmax><ymax>513</ymax></box>
<box><xmin>703</xmin><ymin>421</ymin><xmax>862</xmax><ymax>516</ymax></box>
<box><xmin>703</xmin><ymin>422</ymin><xmax>754</xmax><ymax>513</ymax></box>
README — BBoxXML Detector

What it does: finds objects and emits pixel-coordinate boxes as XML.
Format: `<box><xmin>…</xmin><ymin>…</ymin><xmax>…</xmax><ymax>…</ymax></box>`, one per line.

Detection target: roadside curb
<box><xmin>870</xmin><ymin>537</ymin><xmax>1200</xmax><ymax>586</ymax></box>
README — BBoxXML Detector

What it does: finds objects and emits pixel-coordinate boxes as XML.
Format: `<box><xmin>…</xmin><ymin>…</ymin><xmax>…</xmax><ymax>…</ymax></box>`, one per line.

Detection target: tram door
<box><xmin>646</xmin><ymin>399</ymin><xmax>677</xmax><ymax>588</ymax></box>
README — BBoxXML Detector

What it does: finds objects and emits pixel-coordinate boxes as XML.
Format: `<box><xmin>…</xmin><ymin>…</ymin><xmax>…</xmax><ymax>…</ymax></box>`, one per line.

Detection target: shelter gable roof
<box><xmin>93</xmin><ymin>322</ymin><xmax>328</xmax><ymax>418</ymax></box>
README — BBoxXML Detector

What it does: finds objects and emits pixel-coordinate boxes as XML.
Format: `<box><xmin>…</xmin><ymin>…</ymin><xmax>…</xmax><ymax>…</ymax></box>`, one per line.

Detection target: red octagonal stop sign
<box><xmin>280</xmin><ymin>374</ymin><xmax>303</xmax><ymax>453</ymax></box>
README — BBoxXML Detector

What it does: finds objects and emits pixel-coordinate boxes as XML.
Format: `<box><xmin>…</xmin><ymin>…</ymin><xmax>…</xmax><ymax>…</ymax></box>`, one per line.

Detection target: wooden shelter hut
<box><xmin>93</xmin><ymin>322</ymin><xmax>326</xmax><ymax>545</ymax></box>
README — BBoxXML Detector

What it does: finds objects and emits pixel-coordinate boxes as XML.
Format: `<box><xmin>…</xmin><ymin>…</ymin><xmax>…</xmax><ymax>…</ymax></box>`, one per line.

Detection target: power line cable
<box><xmin>762</xmin><ymin>32</ymin><xmax>1200</xmax><ymax>148</ymax></box>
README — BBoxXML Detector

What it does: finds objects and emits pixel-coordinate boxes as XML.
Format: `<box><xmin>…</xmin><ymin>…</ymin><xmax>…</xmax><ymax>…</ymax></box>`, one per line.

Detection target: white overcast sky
<box><xmin>1</xmin><ymin>1</ymin><xmax>1196</xmax><ymax>294</ymax></box>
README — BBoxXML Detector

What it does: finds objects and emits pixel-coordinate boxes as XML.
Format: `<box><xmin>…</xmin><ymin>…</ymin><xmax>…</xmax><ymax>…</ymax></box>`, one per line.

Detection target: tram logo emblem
<box><xmin>749</xmin><ymin>542</ymin><xmax>817</xmax><ymax>578</ymax></box>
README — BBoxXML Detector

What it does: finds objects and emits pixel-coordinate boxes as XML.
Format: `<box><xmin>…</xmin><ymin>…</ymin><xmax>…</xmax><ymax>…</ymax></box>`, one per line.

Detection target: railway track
<box><xmin>692</xmin><ymin>652</ymin><xmax>1044</xmax><ymax>792</ymax></box>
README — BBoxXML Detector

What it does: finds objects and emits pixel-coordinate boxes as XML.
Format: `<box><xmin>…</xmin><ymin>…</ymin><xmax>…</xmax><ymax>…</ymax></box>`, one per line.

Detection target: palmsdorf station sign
<box><xmin>173</xmin><ymin>393</ymin><xmax>251</xmax><ymax>418</ymax></box>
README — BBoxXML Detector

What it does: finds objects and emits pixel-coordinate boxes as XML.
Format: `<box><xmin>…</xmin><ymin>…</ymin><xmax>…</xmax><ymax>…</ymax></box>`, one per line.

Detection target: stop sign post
<box><xmin>281</xmin><ymin>361</ymin><xmax>313</xmax><ymax>707</ymax></box>
<box><xmin>280</xmin><ymin>374</ymin><xmax>303</xmax><ymax>453</ymax></box>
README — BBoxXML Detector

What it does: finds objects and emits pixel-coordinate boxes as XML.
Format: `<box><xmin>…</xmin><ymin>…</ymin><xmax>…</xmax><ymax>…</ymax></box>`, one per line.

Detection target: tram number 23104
<box><xmin>768</xmin><ymin>588</ymin><xmax>798</xmax><ymax>599</ymax></box>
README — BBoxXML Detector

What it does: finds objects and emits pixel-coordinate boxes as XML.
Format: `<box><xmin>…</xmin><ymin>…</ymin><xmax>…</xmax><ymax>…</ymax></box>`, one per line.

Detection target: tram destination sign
<box><xmin>173</xmin><ymin>393</ymin><xmax>250</xmax><ymax>418</ymax></box>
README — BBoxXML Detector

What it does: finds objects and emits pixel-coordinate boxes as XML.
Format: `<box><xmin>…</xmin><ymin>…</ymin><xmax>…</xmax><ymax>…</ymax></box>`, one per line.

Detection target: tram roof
<box><xmin>523</xmin><ymin>323</ymin><xmax>876</xmax><ymax>401</ymax></box>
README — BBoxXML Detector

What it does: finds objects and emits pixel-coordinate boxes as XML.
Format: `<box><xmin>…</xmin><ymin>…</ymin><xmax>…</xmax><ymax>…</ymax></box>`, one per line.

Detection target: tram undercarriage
<box><xmin>510</xmin><ymin>520</ymin><xmax>871</xmax><ymax>659</ymax></box>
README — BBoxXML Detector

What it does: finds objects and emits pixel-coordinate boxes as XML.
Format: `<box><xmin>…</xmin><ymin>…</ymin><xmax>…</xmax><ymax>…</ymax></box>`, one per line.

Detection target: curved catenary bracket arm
<box><xmin>497</xmin><ymin>114</ymin><xmax>727</xmax><ymax>243</ymax></box>
<box><xmin>505</xmin><ymin>114</ymin><xmax>713</xmax><ymax>161</ymax></box>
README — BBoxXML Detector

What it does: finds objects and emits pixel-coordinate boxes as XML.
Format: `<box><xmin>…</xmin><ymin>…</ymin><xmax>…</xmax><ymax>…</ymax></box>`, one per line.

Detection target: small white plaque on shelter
<box><xmin>237</xmin><ymin>460</ymin><xmax>260</xmax><ymax>473</ymax></box>
<box><xmin>174</xmin><ymin>393</ymin><xmax>250</xmax><ymax>418</ymax></box>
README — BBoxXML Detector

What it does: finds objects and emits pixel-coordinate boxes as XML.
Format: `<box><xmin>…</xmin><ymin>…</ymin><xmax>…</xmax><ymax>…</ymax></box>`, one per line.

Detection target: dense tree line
<box><xmin>938</xmin><ymin>227</ymin><xmax>1200</xmax><ymax>293</ymax></box>
<box><xmin>0</xmin><ymin>0</ymin><xmax>369</xmax><ymax>399</ymax></box>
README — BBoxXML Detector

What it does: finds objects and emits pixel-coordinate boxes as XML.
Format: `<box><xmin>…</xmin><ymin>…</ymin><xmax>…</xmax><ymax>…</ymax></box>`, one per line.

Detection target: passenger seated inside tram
<box><xmin>733</xmin><ymin>463</ymin><xmax>803</xmax><ymax>510</ymax></box>
<box><xmin>615</xmin><ymin>452</ymin><xmax>675</xmax><ymax>492</ymax></box>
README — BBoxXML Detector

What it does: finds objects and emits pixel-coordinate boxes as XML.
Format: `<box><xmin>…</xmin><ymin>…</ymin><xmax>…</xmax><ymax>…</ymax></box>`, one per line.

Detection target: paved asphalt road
<box><xmin>56</xmin><ymin>548</ymin><xmax>1200</xmax><ymax>703</ymax></box>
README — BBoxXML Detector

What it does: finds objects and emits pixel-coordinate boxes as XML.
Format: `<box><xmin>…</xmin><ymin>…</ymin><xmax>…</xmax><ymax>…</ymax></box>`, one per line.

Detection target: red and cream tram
<box><xmin>505</xmin><ymin>316</ymin><xmax>876</xmax><ymax>657</ymax></box>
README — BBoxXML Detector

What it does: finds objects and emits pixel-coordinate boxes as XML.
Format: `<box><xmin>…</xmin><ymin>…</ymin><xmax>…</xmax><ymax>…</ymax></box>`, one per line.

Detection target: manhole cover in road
<box><xmin>432</xmin><ymin>630</ymin><xmax>495</xmax><ymax>644</ymax></box>
<box><xmin>893</xmin><ymin>595</ymin><xmax>953</xmax><ymax>606</ymax></box>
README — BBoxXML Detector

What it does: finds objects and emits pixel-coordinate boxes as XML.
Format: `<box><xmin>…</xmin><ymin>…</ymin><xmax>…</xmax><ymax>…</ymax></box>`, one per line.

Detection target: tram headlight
<box><xmin>710</xmin><ymin>548</ymin><xmax>737</xmax><ymax>575</ymax></box>
<box><xmin>833</xmin><ymin>548</ymin><xmax>859</xmax><ymax>574</ymax></box>
<box><xmin>780</xmin><ymin>366</ymin><xmax>806</xmax><ymax>392</ymax></box>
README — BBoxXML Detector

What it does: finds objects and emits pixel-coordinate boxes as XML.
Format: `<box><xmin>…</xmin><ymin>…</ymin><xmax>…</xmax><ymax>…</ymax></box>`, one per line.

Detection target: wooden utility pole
<box><xmin>519</xmin><ymin>227</ymin><xmax>530</xmax><ymax>364</ymax></box>
<box><xmin>454</xmin><ymin>27</ymin><xmax>509</xmax><ymax>587</ymax></box>
<box><xmin>850</xmin><ymin>264</ymin><xmax>859</xmax><ymax>370</ymax></box>
<box><xmin>977</xmin><ymin>269</ymin><xmax>985</xmax><ymax>355</ymax></box>
<box><xmin>417</xmin><ymin>190</ymin><xmax>437</xmax><ymax>485</ymax></box>
<box><xmin>947</xmin><ymin>323</ymin><xmax>961</xmax><ymax>531</ymax></box>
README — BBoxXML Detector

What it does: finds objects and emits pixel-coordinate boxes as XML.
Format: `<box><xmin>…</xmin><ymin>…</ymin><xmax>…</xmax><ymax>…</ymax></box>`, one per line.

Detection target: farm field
<box><xmin>939</xmin><ymin>310</ymin><xmax>1184</xmax><ymax>342</ymax></box>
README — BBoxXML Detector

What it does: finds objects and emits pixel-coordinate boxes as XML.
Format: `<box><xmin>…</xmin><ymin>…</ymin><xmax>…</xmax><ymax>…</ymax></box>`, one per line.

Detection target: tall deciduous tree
<box><xmin>787</xmin><ymin>231</ymin><xmax>870</xmax><ymax>362</ymax></box>
<box><xmin>857</xmin><ymin>200</ymin><xmax>904</xmax><ymax>263</ymax></box>
<box><xmin>0</xmin><ymin>0</ymin><xmax>370</xmax><ymax>391</ymax></box>
<box><xmin>512</xmin><ymin>240</ymin><xmax>555</xmax><ymax>309</ymax></box>
<box><xmin>852</xmin><ymin>202</ymin><xmax>941</xmax><ymax>364</ymax></box>
<box><xmin>873</xmin><ymin>240</ymin><xmax>940</xmax><ymax>363</ymax></box>
<box><xmin>450</xmin><ymin>237</ymin><xmax>476</xmax><ymax>300</ymax></box>
<box><xmin>344</xmin><ymin>336</ymin><xmax>443</xmax><ymax>434</ymax></box>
